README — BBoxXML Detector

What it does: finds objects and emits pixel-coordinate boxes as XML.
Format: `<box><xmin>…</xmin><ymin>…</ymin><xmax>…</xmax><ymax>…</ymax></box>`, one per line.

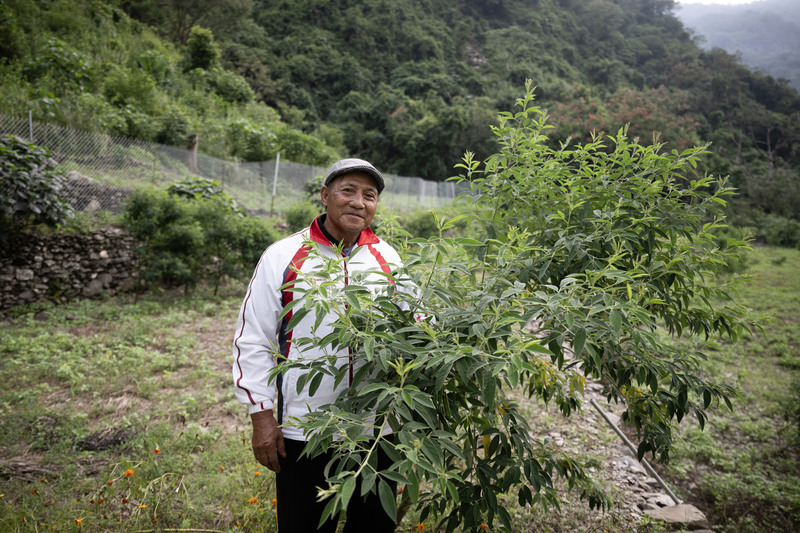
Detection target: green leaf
<box><xmin>572</xmin><ymin>327</ymin><xmax>586</xmax><ymax>357</ymax></box>
<box><xmin>378</xmin><ymin>479</ymin><xmax>397</xmax><ymax>522</ymax></box>
<box><xmin>609</xmin><ymin>310</ymin><xmax>623</xmax><ymax>334</ymax></box>
<box><xmin>341</xmin><ymin>475</ymin><xmax>356</xmax><ymax>509</ymax></box>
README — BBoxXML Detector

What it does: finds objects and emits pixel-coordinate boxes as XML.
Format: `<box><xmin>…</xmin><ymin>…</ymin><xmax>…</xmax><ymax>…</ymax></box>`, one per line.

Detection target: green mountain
<box><xmin>676</xmin><ymin>0</ymin><xmax>800</xmax><ymax>90</ymax></box>
<box><xmin>1</xmin><ymin>0</ymin><xmax>799</xmax><ymax>232</ymax></box>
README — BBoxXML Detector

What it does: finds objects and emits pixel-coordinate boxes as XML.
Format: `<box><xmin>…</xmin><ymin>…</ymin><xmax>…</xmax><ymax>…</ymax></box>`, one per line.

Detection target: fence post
<box><xmin>28</xmin><ymin>110</ymin><xmax>33</xmax><ymax>142</ymax></box>
<box><xmin>270</xmin><ymin>152</ymin><xmax>280</xmax><ymax>217</ymax></box>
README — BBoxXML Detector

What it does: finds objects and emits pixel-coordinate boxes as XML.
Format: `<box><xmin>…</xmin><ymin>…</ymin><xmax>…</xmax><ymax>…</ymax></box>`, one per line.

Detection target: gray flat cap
<box><xmin>324</xmin><ymin>158</ymin><xmax>385</xmax><ymax>193</ymax></box>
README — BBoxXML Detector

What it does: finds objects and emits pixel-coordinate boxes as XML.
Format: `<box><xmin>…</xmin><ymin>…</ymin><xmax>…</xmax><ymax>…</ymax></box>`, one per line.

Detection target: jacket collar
<box><xmin>309</xmin><ymin>215</ymin><xmax>380</xmax><ymax>248</ymax></box>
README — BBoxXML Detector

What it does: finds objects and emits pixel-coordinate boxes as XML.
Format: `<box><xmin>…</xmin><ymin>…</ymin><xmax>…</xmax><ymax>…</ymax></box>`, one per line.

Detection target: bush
<box><xmin>123</xmin><ymin>186</ymin><xmax>276</xmax><ymax>292</ymax></box>
<box><xmin>207</xmin><ymin>67</ymin><xmax>254</xmax><ymax>104</ymax></box>
<box><xmin>284</xmin><ymin>201</ymin><xmax>319</xmax><ymax>232</ymax></box>
<box><xmin>22</xmin><ymin>39</ymin><xmax>93</xmax><ymax>95</ymax></box>
<box><xmin>0</xmin><ymin>134</ymin><xmax>74</xmax><ymax>239</ymax></box>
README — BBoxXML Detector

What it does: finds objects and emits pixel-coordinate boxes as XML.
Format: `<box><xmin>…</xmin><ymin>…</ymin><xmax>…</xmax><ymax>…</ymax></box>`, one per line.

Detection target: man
<box><xmin>232</xmin><ymin>158</ymin><xmax>401</xmax><ymax>532</ymax></box>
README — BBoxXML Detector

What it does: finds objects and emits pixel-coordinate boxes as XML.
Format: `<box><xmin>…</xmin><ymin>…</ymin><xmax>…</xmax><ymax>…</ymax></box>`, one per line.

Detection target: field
<box><xmin>0</xmin><ymin>245</ymin><xmax>798</xmax><ymax>532</ymax></box>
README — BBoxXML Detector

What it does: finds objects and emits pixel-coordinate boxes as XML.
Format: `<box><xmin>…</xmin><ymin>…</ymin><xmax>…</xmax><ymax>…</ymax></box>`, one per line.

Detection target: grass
<box><xmin>662</xmin><ymin>245</ymin><xmax>800</xmax><ymax>533</ymax></box>
<box><xmin>1</xmin><ymin>245</ymin><xmax>798</xmax><ymax>532</ymax></box>
<box><xmin>0</xmin><ymin>287</ymin><xmax>277</xmax><ymax>532</ymax></box>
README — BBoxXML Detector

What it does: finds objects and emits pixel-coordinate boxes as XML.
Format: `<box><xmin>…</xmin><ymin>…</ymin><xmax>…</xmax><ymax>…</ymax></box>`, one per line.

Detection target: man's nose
<box><xmin>349</xmin><ymin>193</ymin><xmax>366</xmax><ymax>207</ymax></box>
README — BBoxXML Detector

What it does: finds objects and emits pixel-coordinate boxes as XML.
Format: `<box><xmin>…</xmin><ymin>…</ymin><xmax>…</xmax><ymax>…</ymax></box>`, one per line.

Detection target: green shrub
<box><xmin>0</xmin><ymin>134</ymin><xmax>74</xmax><ymax>239</ymax></box>
<box><xmin>123</xmin><ymin>185</ymin><xmax>277</xmax><ymax>292</ymax></box>
<box><xmin>208</xmin><ymin>67</ymin><xmax>254</xmax><ymax>104</ymax></box>
<box><xmin>284</xmin><ymin>201</ymin><xmax>319</xmax><ymax>232</ymax></box>
<box><xmin>22</xmin><ymin>38</ymin><xmax>93</xmax><ymax>95</ymax></box>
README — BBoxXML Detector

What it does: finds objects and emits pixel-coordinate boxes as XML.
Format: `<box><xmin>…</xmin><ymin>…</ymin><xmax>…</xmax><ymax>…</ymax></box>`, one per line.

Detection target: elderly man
<box><xmin>232</xmin><ymin>158</ymin><xmax>401</xmax><ymax>532</ymax></box>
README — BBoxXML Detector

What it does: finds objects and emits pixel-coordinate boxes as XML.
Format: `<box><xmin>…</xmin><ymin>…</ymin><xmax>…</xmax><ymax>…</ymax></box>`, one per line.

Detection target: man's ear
<box><xmin>320</xmin><ymin>186</ymin><xmax>329</xmax><ymax>207</ymax></box>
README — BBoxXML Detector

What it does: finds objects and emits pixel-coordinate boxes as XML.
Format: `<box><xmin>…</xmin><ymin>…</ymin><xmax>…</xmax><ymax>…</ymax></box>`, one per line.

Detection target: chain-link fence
<box><xmin>1</xmin><ymin>113</ymin><xmax>466</xmax><ymax>217</ymax></box>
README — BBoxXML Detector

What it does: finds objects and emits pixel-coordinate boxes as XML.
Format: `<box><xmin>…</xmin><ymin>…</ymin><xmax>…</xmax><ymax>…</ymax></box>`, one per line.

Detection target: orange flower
<box><xmin>124</xmin><ymin>469</ymin><xmax>134</xmax><ymax>478</ymax></box>
<box><xmin>153</xmin><ymin>448</ymin><xmax>160</xmax><ymax>454</ymax></box>
<box><xmin>122</xmin><ymin>498</ymin><xmax>129</xmax><ymax>504</ymax></box>
<box><xmin>481</xmin><ymin>523</ymin><xmax>488</xmax><ymax>531</ymax></box>
<box><xmin>31</xmin><ymin>488</ymin><xmax>38</xmax><ymax>495</ymax></box>
<box><xmin>249</xmin><ymin>497</ymin><xmax>258</xmax><ymax>504</ymax></box>
<box><xmin>271</xmin><ymin>498</ymin><xmax>277</xmax><ymax>505</ymax></box>
<box><xmin>74</xmin><ymin>518</ymin><xmax>82</xmax><ymax>526</ymax></box>
<box><xmin>139</xmin><ymin>504</ymin><xmax>147</xmax><ymax>509</ymax></box>
<box><xmin>397</xmin><ymin>486</ymin><xmax>404</xmax><ymax>494</ymax></box>
<box><xmin>254</xmin><ymin>471</ymin><xmax>261</xmax><ymax>477</ymax></box>
<box><xmin>40</xmin><ymin>477</ymin><xmax>47</xmax><ymax>482</ymax></box>
<box><xmin>107</xmin><ymin>480</ymin><xmax>114</xmax><ymax>486</ymax></box>
<box><xmin>417</xmin><ymin>522</ymin><xmax>425</xmax><ymax>531</ymax></box>
<box><xmin>97</xmin><ymin>498</ymin><xmax>104</xmax><ymax>504</ymax></box>
<box><xmin>219</xmin><ymin>465</ymin><xmax>225</xmax><ymax>471</ymax></box>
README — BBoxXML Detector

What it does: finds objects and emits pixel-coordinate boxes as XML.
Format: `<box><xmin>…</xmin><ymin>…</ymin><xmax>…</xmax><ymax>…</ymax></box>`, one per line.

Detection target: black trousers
<box><xmin>276</xmin><ymin>438</ymin><xmax>397</xmax><ymax>533</ymax></box>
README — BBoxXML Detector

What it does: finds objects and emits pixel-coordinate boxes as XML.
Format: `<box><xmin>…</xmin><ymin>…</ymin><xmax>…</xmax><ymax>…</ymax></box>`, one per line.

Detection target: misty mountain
<box><xmin>676</xmin><ymin>0</ymin><xmax>800</xmax><ymax>89</ymax></box>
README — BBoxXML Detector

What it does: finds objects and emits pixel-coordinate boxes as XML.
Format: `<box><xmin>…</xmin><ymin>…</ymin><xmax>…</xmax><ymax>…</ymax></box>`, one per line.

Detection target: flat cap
<box><xmin>324</xmin><ymin>158</ymin><xmax>385</xmax><ymax>194</ymax></box>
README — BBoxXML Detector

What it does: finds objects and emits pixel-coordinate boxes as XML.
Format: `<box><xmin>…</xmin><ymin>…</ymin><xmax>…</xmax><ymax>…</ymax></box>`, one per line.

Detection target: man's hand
<box><xmin>251</xmin><ymin>410</ymin><xmax>286</xmax><ymax>473</ymax></box>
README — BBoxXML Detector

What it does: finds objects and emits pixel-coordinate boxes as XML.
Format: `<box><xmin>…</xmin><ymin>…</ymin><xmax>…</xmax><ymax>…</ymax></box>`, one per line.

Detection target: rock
<box><xmin>647</xmin><ymin>494</ymin><xmax>676</xmax><ymax>507</ymax></box>
<box><xmin>67</xmin><ymin>171</ymin><xmax>96</xmax><ymax>185</ymax></box>
<box><xmin>85</xmin><ymin>199</ymin><xmax>102</xmax><ymax>213</ymax></box>
<box><xmin>645</xmin><ymin>504</ymin><xmax>709</xmax><ymax>530</ymax></box>
<box><xmin>15</xmin><ymin>268</ymin><xmax>34</xmax><ymax>281</ymax></box>
<box><xmin>614</xmin><ymin>455</ymin><xmax>647</xmax><ymax>474</ymax></box>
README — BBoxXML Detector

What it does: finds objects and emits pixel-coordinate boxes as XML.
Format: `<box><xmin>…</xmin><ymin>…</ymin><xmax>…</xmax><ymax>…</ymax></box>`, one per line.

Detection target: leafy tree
<box><xmin>271</xmin><ymin>85</ymin><xmax>753</xmax><ymax>531</ymax></box>
<box><xmin>184</xmin><ymin>26</ymin><xmax>220</xmax><ymax>71</ymax></box>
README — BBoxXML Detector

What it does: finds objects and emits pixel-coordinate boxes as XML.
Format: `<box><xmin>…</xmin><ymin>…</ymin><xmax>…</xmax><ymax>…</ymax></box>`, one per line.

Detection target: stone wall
<box><xmin>0</xmin><ymin>228</ymin><xmax>138</xmax><ymax>311</ymax></box>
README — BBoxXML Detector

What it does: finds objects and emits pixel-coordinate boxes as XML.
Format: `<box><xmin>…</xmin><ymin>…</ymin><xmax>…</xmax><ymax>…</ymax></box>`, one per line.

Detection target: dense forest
<box><xmin>1</xmin><ymin>0</ymin><xmax>799</xmax><ymax>245</ymax></box>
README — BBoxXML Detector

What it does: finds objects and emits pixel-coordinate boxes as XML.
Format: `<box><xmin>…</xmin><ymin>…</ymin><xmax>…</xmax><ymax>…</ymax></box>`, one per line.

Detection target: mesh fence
<box><xmin>0</xmin><ymin>113</ymin><xmax>466</xmax><ymax>216</ymax></box>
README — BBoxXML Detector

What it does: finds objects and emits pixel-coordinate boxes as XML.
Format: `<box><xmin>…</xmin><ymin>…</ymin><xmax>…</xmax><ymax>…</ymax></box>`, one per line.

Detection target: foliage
<box><xmin>271</xmin><ymin>86</ymin><xmax>753</xmax><ymax>532</ymax></box>
<box><xmin>284</xmin><ymin>201</ymin><xmax>319</xmax><ymax>233</ymax></box>
<box><xmin>2</xmin><ymin>0</ymin><xmax>798</xmax><ymax>232</ymax></box>
<box><xmin>184</xmin><ymin>25</ymin><xmax>220</xmax><ymax>71</ymax></box>
<box><xmin>122</xmin><ymin>186</ymin><xmax>277</xmax><ymax>292</ymax></box>
<box><xmin>665</xmin><ymin>245</ymin><xmax>800</xmax><ymax>533</ymax></box>
<box><xmin>0</xmin><ymin>134</ymin><xmax>74</xmax><ymax>238</ymax></box>
<box><xmin>21</xmin><ymin>38</ymin><xmax>94</xmax><ymax>95</ymax></box>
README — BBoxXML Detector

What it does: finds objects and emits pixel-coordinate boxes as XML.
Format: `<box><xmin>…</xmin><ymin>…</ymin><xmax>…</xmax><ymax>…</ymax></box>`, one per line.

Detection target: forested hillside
<box><xmin>2</xmin><ymin>0</ymin><xmax>799</xmax><ymax>243</ymax></box>
<box><xmin>676</xmin><ymin>0</ymin><xmax>800</xmax><ymax>91</ymax></box>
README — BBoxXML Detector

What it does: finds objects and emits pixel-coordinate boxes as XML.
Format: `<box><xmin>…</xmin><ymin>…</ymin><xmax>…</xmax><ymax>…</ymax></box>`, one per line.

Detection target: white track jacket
<box><xmin>232</xmin><ymin>215</ymin><xmax>404</xmax><ymax>441</ymax></box>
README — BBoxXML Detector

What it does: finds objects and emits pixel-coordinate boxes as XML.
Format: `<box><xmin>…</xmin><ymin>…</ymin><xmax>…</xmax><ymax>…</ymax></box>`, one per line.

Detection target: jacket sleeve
<box><xmin>232</xmin><ymin>250</ymin><xmax>284</xmax><ymax>414</ymax></box>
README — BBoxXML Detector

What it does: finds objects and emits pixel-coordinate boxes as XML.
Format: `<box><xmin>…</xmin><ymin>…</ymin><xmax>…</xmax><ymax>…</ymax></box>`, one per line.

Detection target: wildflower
<box><xmin>31</xmin><ymin>488</ymin><xmax>38</xmax><ymax>495</ymax></box>
<box><xmin>219</xmin><ymin>465</ymin><xmax>225</xmax><ymax>471</ymax></box>
<box><xmin>249</xmin><ymin>497</ymin><xmax>258</xmax><ymax>504</ymax></box>
<box><xmin>152</xmin><ymin>519</ymin><xmax>158</xmax><ymax>523</ymax></box>
<box><xmin>254</xmin><ymin>471</ymin><xmax>261</xmax><ymax>477</ymax></box>
<box><xmin>417</xmin><ymin>522</ymin><xmax>424</xmax><ymax>531</ymax></box>
<box><xmin>40</xmin><ymin>477</ymin><xmax>47</xmax><ymax>482</ymax></box>
<box><xmin>74</xmin><ymin>518</ymin><xmax>82</xmax><ymax>526</ymax></box>
<box><xmin>125</xmin><ymin>469</ymin><xmax>134</xmax><ymax>478</ymax></box>
<box><xmin>481</xmin><ymin>523</ymin><xmax>488</xmax><ymax>531</ymax></box>
<box><xmin>153</xmin><ymin>448</ymin><xmax>160</xmax><ymax>454</ymax></box>
<box><xmin>97</xmin><ymin>498</ymin><xmax>104</xmax><ymax>504</ymax></box>
<box><xmin>397</xmin><ymin>486</ymin><xmax>404</xmax><ymax>494</ymax></box>
<box><xmin>107</xmin><ymin>480</ymin><xmax>114</xmax><ymax>486</ymax></box>
<box><xmin>90</xmin><ymin>499</ymin><xmax>95</xmax><ymax>504</ymax></box>
<box><xmin>122</xmin><ymin>498</ymin><xmax>129</xmax><ymax>504</ymax></box>
<box><xmin>139</xmin><ymin>504</ymin><xmax>147</xmax><ymax>509</ymax></box>
<box><xmin>271</xmin><ymin>498</ymin><xmax>277</xmax><ymax>505</ymax></box>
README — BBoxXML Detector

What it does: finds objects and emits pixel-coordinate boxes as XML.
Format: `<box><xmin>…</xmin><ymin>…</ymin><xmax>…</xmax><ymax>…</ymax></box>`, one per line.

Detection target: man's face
<box><xmin>320</xmin><ymin>172</ymin><xmax>379</xmax><ymax>246</ymax></box>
